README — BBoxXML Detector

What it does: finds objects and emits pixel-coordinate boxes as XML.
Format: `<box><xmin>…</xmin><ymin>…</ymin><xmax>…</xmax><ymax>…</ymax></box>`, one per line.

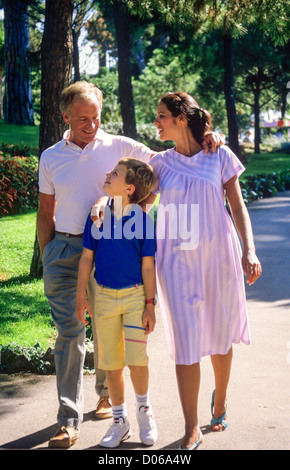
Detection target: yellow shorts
<box><xmin>94</xmin><ymin>284</ymin><xmax>148</xmax><ymax>370</ymax></box>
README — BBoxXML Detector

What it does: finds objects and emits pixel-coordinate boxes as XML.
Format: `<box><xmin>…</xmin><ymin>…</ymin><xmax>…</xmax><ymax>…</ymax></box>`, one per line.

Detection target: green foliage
<box><xmin>252</xmin><ymin>0</ymin><xmax>290</xmax><ymax>45</ymax></box>
<box><xmin>102</xmin><ymin>120</ymin><xmax>170</xmax><ymax>151</ymax></box>
<box><xmin>0</xmin><ymin>342</ymin><xmax>51</xmax><ymax>374</ymax></box>
<box><xmin>133</xmin><ymin>47</ymin><xmax>199</xmax><ymax>123</ymax></box>
<box><xmin>131</xmin><ymin>37</ymin><xmax>229</xmax><ymax>132</ymax></box>
<box><xmin>90</xmin><ymin>70</ymin><xmax>121</xmax><ymax>124</ymax></box>
<box><xmin>0</xmin><ymin>149</ymin><xmax>38</xmax><ymax>216</ymax></box>
<box><xmin>186</xmin><ymin>32</ymin><xmax>228</xmax><ymax>132</ymax></box>
<box><xmin>240</xmin><ymin>169</ymin><xmax>290</xmax><ymax>204</ymax></box>
<box><xmin>0</xmin><ymin>142</ymin><xmax>36</xmax><ymax>158</ymax></box>
<box><xmin>126</xmin><ymin>0</ymin><xmax>290</xmax><ymax>45</ymax></box>
<box><xmin>234</xmin><ymin>27</ymin><xmax>289</xmax><ymax>115</ymax></box>
<box><xmin>0</xmin><ymin>170</ymin><xmax>17</xmax><ymax>216</ymax></box>
<box><xmin>135</xmin><ymin>123</ymin><xmax>171</xmax><ymax>150</ymax></box>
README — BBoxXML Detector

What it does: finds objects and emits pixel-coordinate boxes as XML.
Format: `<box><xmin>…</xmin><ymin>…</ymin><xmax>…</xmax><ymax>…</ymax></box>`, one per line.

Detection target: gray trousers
<box><xmin>42</xmin><ymin>233</ymin><xmax>108</xmax><ymax>428</ymax></box>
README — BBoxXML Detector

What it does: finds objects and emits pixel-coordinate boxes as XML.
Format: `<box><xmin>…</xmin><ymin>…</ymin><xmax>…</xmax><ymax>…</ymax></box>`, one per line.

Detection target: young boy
<box><xmin>75</xmin><ymin>158</ymin><xmax>157</xmax><ymax>448</ymax></box>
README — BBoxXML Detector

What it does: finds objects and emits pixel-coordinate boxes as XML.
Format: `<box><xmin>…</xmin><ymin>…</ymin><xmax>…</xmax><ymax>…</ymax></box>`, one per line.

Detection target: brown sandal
<box><xmin>48</xmin><ymin>425</ymin><xmax>79</xmax><ymax>448</ymax></box>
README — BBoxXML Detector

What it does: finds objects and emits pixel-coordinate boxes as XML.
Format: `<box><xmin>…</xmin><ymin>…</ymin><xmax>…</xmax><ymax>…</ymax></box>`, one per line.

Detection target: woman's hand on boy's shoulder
<box><xmin>202</xmin><ymin>132</ymin><xmax>225</xmax><ymax>153</ymax></box>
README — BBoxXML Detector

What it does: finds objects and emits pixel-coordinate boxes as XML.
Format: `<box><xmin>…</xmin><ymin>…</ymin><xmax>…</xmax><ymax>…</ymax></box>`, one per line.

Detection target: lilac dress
<box><xmin>150</xmin><ymin>145</ymin><xmax>250</xmax><ymax>365</ymax></box>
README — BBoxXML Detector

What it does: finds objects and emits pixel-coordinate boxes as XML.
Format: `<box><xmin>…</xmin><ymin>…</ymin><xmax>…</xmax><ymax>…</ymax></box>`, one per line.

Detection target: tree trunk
<box><xmin>0</xmin><ymin>70</ymin><xmax>3</xmax><ymax>120</ymax></box>
<box><xmin>3</xmin><ymin>0</ymin><xmax>34</xmax><ymax>125</ymax></box>
<box><xmin>99</xmin><ymin>45</ymin><xmax>107</xmax><ymax>70</ymax></box>
<box><xmin>72</xmin><ymin>28</ymin><xmax>81</xmax><ymax>82</ymax></box>
<box><xmin>113</xmin><ymin>1</ymin><xmax>137</xmax><ymax>140</ymax></box>
<box><xmin>132</xmin><ymin>37</ymin><xmax>146</xmax><ymax>77</ymax></box>
<box><xmin>281</xmin><ymin>87</ymin><xmax>287</xmax><ymax>119</ymax></box>
<box><xmin>30</xmin><ymin>0</ymin><xmax>74</xmax><ymax>278</ymax></box>
<box><xmin>223</xmin><ymin>34</ymin><xmax>240</xmax><ymax>157</ymax></box>
<box><xmin>38</xmin><ymin>0</ymin><xmax>74</xmax><ymax>154</ymax></box>
<box><xmin>253</xmin><ymin>86</ymin><xmax>261</xmax><ymax>154</ymax></box>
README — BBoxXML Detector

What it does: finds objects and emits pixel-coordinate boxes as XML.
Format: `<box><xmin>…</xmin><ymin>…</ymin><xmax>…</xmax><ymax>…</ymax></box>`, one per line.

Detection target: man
<box><xmin>37</xmin><ymin>80</ymin><xmax>223</xmax><ymax>448</ymax></box>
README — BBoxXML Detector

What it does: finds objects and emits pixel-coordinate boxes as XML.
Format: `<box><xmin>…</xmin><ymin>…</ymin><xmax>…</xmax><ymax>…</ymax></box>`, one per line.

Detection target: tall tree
<box><xmin>0</xmin><ymin>19</ymin><xmax>4</xmax><ymax>119</ymax></box>
<box><xmin>30</xmin><ymin>0</ymin><xmax>74</xmax><ymax>278</ymax></box>
<box><xmin>126</xmin><ymin>0</ymin><xmax>290</xmax><ymax>151</ymax></box>
<box><xmin>234</xmin><ymin>29</ymin><xmax>289</xmax><ymax>154</ymax></box>
<box><xmin>2</xmin><ymin>0</ymin><xmax>34</xmax><ymax>125</ymax></box>
<box><xmin>112</xmin><ymin>0</ymin><xmax>137</xmax><ymax>139</ymax></box>
<box><xmin>38</xmin><ymin>0</ymin><xmax>74</xmax><ymax>154</ymax></box>
<box><xmin>223</xmin><ymin>34</ymin><xmax>240</xmax><ymax>156</ymax></box>
<box><xmin>72</xmin><ymin>1</ymin><xmax>96</xmax><ymax>81</ymax></box>
<box><xmin>85</xmin><ymin>8</ymin><xmax>117</xmax><ymax>72</ymax></box>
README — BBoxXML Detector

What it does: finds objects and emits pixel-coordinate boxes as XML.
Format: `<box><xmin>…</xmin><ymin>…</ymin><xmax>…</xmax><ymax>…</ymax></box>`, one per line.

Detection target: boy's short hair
<box><xmin>118</xmin><ymin>158</ymin><xmax>155</xmax><ymax>204</ymax></box>
<box><xmin>60</xmin><ymin>81</ymin><xmax>103</xmax><ymax>114</ymax></box>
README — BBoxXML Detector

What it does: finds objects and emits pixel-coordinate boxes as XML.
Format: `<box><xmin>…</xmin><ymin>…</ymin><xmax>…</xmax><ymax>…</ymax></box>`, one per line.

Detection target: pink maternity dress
<box><xmin>150</xmin><ymin>145</ymin><xmax>250</xmax><ymax>365</ymax></box>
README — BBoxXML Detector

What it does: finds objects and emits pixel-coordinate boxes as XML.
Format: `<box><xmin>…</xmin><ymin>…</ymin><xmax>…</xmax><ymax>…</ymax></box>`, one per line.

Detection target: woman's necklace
<box><xmin>175</xmin><ymin>146</ymin><xmax>201</xmax><ymax>157</ymax></box>
<box><xmin>175</xmin><ymin>132</ymin><xmax>202</xmax><ymax>157</ymax></box>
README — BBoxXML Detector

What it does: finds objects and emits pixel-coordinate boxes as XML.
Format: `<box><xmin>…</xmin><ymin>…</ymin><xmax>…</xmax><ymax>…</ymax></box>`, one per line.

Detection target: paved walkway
<box><xmin>1</xmin><ymin>192</ymin><xmax>290</xmax><ymax>451</ymax></box>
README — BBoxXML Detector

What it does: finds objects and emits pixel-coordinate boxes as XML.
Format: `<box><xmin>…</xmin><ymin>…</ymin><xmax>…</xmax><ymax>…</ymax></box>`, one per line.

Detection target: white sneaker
<box><xmin>100</xmin><ymin>416</ymin><xmax>131</xmax><ymax>448</ymax></box>
<box><xmin>137</xmin><ymin>405</ymin><xmax>158</xmax><ymax>446</ymax></box>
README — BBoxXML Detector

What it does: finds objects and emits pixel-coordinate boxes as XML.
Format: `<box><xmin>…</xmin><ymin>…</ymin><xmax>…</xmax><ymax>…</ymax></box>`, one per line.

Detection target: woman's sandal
<box><xmin>179</xmin><ymin>430</ymin><xmax>203</xmax><ymax>450</ymax></box>
<box><xmin>210</xmin><ymin>389</ymin><xmax>228</xmax><ymax>431</ymax></box>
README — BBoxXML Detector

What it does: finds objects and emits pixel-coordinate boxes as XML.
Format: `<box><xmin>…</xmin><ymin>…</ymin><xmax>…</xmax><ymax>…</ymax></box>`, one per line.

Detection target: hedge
<box><xmin>0</xmin><ymin>145</ymin><xmax>38</xmax><ymax>217</ymax></box>
<box><xmin>240</xmin><ymin>170</ymin><xmax>290</xmax><ymax>204</ymax></box>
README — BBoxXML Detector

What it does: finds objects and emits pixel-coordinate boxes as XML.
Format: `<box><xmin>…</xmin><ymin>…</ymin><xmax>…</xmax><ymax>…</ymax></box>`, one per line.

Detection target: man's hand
<box><xmin>37</xmin><ymin>193</ymin><xmax>56</xmax><ymax>255</ymax></box>
<box><xmin>202</xmin><ymin>132</ymin><xmax>225</xmax><ymax>154</ymax></box>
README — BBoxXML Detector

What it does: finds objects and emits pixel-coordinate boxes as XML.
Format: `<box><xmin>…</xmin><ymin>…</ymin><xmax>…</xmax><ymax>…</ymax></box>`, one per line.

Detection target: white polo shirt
<box><xmin>38</xmin><ymin>129</ymin><xmax>153</xmax><ymax>234</ymax></box>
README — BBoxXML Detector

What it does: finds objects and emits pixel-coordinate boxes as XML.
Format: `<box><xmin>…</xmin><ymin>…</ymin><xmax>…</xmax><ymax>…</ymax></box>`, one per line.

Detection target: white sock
<box><xmin>136</xmin><ymin>392</ymin><xmax>150</xmax><ymax>412</ymax></box>
<box><xmin>112</xmin><ymin>402</ymin><xmax>127</xmax><ymax>423</ymax></box>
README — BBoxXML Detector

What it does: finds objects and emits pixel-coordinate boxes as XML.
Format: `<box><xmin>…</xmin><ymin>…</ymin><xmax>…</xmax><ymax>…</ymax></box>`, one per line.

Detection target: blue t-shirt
<box><xmin>83</xmin><ymin>205</ymin><xmax>156</xmax><ymax>289</ymax></box>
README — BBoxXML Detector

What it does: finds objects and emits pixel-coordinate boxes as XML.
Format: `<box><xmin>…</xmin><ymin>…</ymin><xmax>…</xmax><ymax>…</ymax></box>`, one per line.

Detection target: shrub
<box><xmin>0</xmin><ymin>342</ymin><xmax>51</xmax><ymax>374</ymax></box>
<box><xmin>0</xmin><ymin>174</ymin><xmax>18</xmax><ymax>215</ymax></box>
<box><xmin>0</xmin><ymin>154</ymin><xmax>38</xmax><ymax>216</ymax></box>
<box><xmin>240</xmin><ymin>169</ymin><xmax>290</xmax><ymax>204</ymax></box>
<box><xmin>0</xmin><ymin>143</ymin><xmax>35</xmax><ymax>158</ymax></box>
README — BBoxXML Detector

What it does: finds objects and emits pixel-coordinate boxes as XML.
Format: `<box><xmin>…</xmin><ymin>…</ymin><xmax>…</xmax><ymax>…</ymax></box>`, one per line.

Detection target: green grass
<box><xmin>0</xmin><ymin>121</ymin><xmax>39</xmax><ymax>149</ymax></box>
<box><xmin>0</xmin><ymin>211</ymin><xmax>37</xmax><ymax>278</ymax></box>
<box><xmin>243</xmin><ymin>152</ymin><xmax>290</xmax><ymax>176</ymax></box>
<box><xmin>0</xmin><ymin>211</ymin><xmax>55</xmax><ymax>348</ymax></box>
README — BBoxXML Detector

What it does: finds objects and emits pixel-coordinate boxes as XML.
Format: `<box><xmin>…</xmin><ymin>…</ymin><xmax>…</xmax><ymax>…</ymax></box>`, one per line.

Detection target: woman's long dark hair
<box><xmin>159</xmin><ymin>92</ymin><xmax>212</xmax><ymax>145</ymax></box>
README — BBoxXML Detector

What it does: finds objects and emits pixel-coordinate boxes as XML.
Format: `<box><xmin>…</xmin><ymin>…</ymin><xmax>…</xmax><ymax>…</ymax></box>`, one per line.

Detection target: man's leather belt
<box><xmin>55</xmin><ymin>231</ymin><xmax>83</xmax><ymax>238</ymax></box>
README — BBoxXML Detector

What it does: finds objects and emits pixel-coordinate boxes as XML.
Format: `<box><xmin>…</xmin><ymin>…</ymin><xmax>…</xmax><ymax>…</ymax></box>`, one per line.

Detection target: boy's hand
<box><xmin>143</xmin><ymin>306</ymin><xmax>156</xmax><ymax>335</ymax></box>
<box><xmin>75</xmin><ymin>298</ymin><xmax>92</xmax><ymax>325</ymax></box>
